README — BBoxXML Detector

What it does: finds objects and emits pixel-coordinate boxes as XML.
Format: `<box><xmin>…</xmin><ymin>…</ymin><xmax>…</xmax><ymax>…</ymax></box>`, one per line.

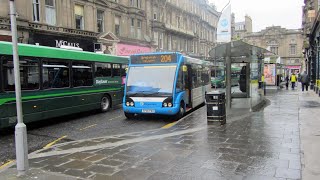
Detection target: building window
<box><xmin>153</xmin><ymin>32</ymin><xmax>158</xmax><ymax>46</ymax></box>
<box><xmin>115</xmin><ymin>16</ymin><xmax>121</xmax><ymax>36</ymax></box>
<box><xmin>136</xmin><ymin>0</ymin><xmax>141</xmax><ymax>9</ymax></box>
<box><xmin>270</xmin><ymin>46</ymin><xmax>278</xmax><ymax>55</ymax></box>
<box><xmin>153</xmin><ymin>7</ymin><xmax>158</xmax><ymax>20</ymax></box>
<box><xmin>33</xmin><ymin>0</ymin><xmax>40</xmax><ymax>22</ymax></box>
<box><xmin>130</xmin><ymin>0</ymin><xmax>134</xmax><ymax>6</ymax></box>
<box><xmin>290</xmin><ymin>45</ymin><xmax>296</xmax><ymax>55</ymax></box>
<box><xmin>130</xmin><ymin>18</ymin><xmax>135</xmax><ymax>38</ymax></box>
<box><xmin>97</xmin><ymin>10</ymin><xmax>104</xmax><ymax>33</ymax></box>
<box><xmin>168</xmin><ymin>35</ymin><xmax>172</xmax><ymax>50</ymax></box>
<box><xmin>45</xmin><ymin>0</ymin><xmax>56</xmax><ymax>25</ymax></box>
<box><xmin>75</xmin><ymin>5</ymin><xmax>84</xmax><ymax>30</ymax></box>
<box><xmin>159</xmin><ymin>33</ymin><xmax>163</xmax><ymax>49</ymax></box>
<box><xmin>176</xmin><ymin>16</ymin><xmax>180</xmax><ymax>28</ymax></box>
<box><xmin>137</xmin><ymin>20</ymin><xmax>142</xmax><ymax>39</ymax></box>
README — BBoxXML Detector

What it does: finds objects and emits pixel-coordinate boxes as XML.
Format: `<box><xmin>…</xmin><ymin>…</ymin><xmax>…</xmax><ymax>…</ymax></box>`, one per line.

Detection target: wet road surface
<box><xmin>0</xmin><ymin>105</ymin><xmax>176</xmax><ymax>166</ymax></box>
<box><xmin>2</xmin><ymin>89</ymin><xmax>314</xmax><ymax>179</ymax></box>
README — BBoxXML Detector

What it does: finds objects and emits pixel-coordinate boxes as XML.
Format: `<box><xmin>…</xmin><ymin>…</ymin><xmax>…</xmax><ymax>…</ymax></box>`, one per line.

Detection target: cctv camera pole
<box><xmin>9</xmin><ymin>0</ymin><xmax>29</xmax><ymax>176</ymax></box>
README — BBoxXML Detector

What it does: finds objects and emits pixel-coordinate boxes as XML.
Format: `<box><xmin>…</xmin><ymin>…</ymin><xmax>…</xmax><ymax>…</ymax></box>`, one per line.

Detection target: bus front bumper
<box><xmin>122</xmin><ymin>104</ymin><xmax>180</xmax><ymax>115</ymax></box>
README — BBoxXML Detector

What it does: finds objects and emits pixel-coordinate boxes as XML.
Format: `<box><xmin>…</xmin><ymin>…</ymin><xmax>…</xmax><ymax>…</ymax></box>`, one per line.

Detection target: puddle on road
<box><xmin>300</xmin><ymin>101</ymin><xmax>320</xmax><ymax>108</ymax></box>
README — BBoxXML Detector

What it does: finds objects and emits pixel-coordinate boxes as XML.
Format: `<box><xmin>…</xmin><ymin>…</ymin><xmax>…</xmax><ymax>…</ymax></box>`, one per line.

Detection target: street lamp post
<box><xmin>9</xmin><ymin>0</ymin><xmax>29</xmax><ymax>176</ymax></box>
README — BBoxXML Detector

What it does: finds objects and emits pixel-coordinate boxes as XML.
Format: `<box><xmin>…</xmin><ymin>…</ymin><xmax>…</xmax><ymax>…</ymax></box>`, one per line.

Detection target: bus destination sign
<box><xmin>131</xmin><ymin>54</ymin><xmax>177</xmax><ymax>64</ymax></box>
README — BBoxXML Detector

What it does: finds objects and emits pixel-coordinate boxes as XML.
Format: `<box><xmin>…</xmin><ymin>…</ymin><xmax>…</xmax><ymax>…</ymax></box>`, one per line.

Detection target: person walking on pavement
<box><xmin>300</xmin><ymin>71</ymin><xmax>309</xmax><ymax>91</ymax></box>
<box><xmin>285</xmin><ymin>75</ymin><xmax>289</xmax><ymax>90</ymax></box>
<box><xmin>290</xmin><ymin>72</ymin><xmax>297</xmax><ymax>90</ymax></box>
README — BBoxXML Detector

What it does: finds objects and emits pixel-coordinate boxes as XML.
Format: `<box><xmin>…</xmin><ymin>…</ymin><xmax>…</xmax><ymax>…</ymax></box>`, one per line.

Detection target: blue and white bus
<box><xmin>123</xmin><ymin>52</ymin><xmax>212</xmax><ymax>119</ymax></box>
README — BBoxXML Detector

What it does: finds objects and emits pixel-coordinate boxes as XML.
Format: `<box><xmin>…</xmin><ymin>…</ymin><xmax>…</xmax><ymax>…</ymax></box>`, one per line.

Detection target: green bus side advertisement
<box><xmin>94</xmin><ymin>77</ymin><xmax>122</xmax><ymax>86</ymax></box>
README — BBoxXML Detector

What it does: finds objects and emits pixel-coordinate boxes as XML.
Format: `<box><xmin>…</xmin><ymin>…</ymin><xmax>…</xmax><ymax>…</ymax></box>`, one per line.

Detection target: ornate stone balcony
<box><xmin>165</xmin><ymin>24</ymin><xmax>195</xmax><ymax>37</ymax></box>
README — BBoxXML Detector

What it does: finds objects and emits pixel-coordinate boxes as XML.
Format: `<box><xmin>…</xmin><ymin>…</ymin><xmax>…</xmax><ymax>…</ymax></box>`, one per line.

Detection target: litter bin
<box><xmin>206</xmin><ymin>91</ymin><xmax>226</xmax><ymax>125</ymax></box>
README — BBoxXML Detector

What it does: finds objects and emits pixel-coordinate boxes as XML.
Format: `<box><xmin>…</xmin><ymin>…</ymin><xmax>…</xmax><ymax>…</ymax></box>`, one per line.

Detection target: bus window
<box><xmin>176</xmin><ymin>65</ymin><xmax>184</xmax><ymax>93</ymax></box>
<box><xmin>191</xmin><ymin>65</ymin><xmax>198</xmax><ymax>88</ymax></box>
<box><xmin>3</xmin><ymin>57</ymin><xmax>40</xmax><ymax>91</ymax></box>
<box><xmin>43</xmin><ymin>60</ymin><xmax>70</xmax><ymax>89</ymax></box>
<box><xmin>95</xmin><ymin>63</ymin><xmax>111</xmax><ymax>77</ymax></box>
<box><xmin>112</xmin><ymin>64</ymin><xmax>121</xmax><ymax>77</ymax></box>
<box><xmin>72</xmin><ymin>62</ymin><xmax>93</xmax><ymax>87</ymax></box>
<box><xmin>121</xmin><ymin>64</ymin><xmax>128</xmax><ymax>76</ymax></box>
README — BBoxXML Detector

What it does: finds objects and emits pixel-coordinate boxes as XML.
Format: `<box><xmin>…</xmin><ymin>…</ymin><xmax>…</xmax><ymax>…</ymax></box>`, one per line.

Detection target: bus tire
<box><xmin>124</xmin><ymin>112</ymin><xmax>135</xmax><ymax>119</ymax></box>
<box><xmin>100</xmin><ymin>95</ymin><xmax>111</xmax><ymax>112</ymax></box>
<box><xmin>174</xmin><ymin>102</ymin><xmax>185</xmax><ymax>120</ymax></box>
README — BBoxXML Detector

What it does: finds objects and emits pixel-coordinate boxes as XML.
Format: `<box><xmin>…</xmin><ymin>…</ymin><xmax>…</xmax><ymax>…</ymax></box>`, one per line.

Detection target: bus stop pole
<box><xmin>226</xmin><ymin>43</ymin><xmax>232</xmax><ymax>109</ymax></box>
<box><xmin>10</xmin><ymin>0</ymin><xmax>29</xmax><ymax>175</ymax></box>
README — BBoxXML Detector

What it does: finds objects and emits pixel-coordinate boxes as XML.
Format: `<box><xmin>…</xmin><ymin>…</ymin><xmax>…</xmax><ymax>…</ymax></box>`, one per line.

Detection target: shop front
<box><xmin>116</xmin><ymin>43</ymin><xmax>151</xmax><ymax>56</ymax></box>
<box><xmin>29</xmin><ymin>32</ymin><xmax>96</xmax><ymax>52</ymax></box>
<box><xmin>286</xmin><ymin>65</ymin><xmax>301</xmax><ymax>74</ymax></box>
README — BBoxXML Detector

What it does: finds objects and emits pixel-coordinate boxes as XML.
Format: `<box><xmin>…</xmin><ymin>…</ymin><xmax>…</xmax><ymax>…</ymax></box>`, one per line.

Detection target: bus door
<box><xmin>184</xmin><ymin>64</ymin><xmax>192</xmax><ymax>108</ymax></box>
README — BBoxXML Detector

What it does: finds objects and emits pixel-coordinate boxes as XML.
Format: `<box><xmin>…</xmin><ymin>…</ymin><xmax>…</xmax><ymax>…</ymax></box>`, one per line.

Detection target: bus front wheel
<box><xmin>174</xmin><ymin>103</ymin><xmax>185</xmax><ymax>120</ymax></box>
<box><xmin>125</xmin><ymin>112</ymin><xmax>135</xmax><ymax>119</ymax></box>
<box><xmin>100</xmin><ymin>96</ymin><xmax>111</xmax><ymax>112</ymax></box>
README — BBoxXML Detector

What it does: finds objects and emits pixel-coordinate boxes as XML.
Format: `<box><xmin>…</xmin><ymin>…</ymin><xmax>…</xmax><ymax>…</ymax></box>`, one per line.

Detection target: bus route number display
<box><xmin>131</xmin><ymin>54</ymin><xmax>177</xmax><ymax>64</ymax></box>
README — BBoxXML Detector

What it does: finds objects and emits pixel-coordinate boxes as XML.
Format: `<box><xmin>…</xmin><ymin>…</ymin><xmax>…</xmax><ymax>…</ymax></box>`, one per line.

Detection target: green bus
<box><xmin>0</xmin><ymin>41</ymin><xmax>128</xmax><ymax>128</ymax></box>
<box><xmin>211</xmin><ymin>66</ymin><xmax>241</xmax><ymax>88</ymax></box>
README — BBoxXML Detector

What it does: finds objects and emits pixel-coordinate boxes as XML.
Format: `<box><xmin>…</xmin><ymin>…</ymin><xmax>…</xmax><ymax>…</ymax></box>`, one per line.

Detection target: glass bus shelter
<box><xmin>209</xmin><ymin>40</ymin><xmax>274</xmax><ymax>109</ymax></box>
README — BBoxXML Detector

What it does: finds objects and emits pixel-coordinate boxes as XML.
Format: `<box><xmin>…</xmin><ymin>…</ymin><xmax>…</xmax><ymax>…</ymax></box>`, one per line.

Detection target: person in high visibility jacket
<box><xmin>290</xmin><ymin>73</ymin><xmax>297</xmax><ymax>90</ymax></box>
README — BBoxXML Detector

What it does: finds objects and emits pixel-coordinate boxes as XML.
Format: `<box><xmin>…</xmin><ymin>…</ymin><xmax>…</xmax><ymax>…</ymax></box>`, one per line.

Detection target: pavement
<box><xmin>1</xmin><ymin>88</ymin><xmax>320</xmax><ymax>180</ymax></box>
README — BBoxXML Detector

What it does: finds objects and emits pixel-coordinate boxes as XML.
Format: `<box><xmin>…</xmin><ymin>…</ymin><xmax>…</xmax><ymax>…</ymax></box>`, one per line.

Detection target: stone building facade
<box><xmin>243</xmin><ymin>26</ymin><xmax>304</xmax><ymax>73</ymax></box>
<box><xmin>0</xmin><ymin>0</ymin><xmax>218</xmax><ymax>58</ymax></box>
<box><xmin>302</xmin><ymin>0</ymin><xmax>320</xmax><ymax>92</ymax></box>
<box><xmin>233</xmin><ymin>15</ymin><xmax>252</xmax><ymax>40</ymax></box>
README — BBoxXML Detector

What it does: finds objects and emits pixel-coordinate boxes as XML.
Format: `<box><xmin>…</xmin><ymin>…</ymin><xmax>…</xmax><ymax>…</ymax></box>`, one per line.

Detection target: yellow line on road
<box><xmin>43</xmin><ymin>136</ymin><xmax>67</xmax><ymax>149</ymax></box>
<box><xmin>79</xmin><ymin>124</ymin><xmax>97</xmax><ymax>131</ymax></box>
<box><xmin>161</xmin><ymin>122</ymin><xmax>177</xmax><ymax>129</ymax></box>
<box><xmin>0</xmin><ymin>160</ymin><xmax>15</xmax><ymax>170</ymax></box>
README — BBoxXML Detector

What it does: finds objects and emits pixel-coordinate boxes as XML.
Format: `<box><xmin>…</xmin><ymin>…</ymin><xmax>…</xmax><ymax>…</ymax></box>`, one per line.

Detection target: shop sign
<box><xmin>286</xmin><ymin>65</ymin><xmax>301</xmax><ymax>69</ymax></box>
<box><xmin>116</xmin><ymin>43</ymin><xmax>151</xmax><ymax>56</ymax></box>
<box><xmin>55</xmin><ymin>40</ymin><xmax>80</xmax><ymax>48</ymax></box>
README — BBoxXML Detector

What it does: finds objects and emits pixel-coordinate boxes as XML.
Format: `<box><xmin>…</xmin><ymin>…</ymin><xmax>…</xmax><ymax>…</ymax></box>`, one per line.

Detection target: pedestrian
<box><xmin>290</xmin><ymin>72</ymin><xmax>297</xmax><ymax>90</ymax></box>
<box><xmin>285</xmin><ymin>75</ymin><xmax>289</xmax><ymax>90</ymax></box>
<box><xmin>300</xmin><ymin>71</ymin><xmax>309</xmax><ymax>91</ymax></box>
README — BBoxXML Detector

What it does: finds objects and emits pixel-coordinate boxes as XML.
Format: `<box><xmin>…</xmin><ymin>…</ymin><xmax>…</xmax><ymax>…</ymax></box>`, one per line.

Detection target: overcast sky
<box><xmin>209</xmin><ymin>0</ymin><xmax>305</xmax><ymax>32</ymax></box>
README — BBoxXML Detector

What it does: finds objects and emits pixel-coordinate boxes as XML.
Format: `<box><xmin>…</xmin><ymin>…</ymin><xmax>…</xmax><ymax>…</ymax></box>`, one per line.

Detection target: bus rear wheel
<box><xmin>125</xmin><ymin>112</ymin><xmax>135</xmax><ymax>119</ymax></box>
<box><xmin>100</xmin><ymin>96</ymin><xmax>111</xmax><ymax>112</ymax></box>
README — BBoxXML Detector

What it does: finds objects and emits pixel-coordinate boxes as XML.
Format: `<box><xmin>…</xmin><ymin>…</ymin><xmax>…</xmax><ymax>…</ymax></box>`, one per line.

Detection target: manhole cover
<box><xmin>301</xmin><ymin>101</ymin><xmax>320</xmax><ymax>108</ymax></box>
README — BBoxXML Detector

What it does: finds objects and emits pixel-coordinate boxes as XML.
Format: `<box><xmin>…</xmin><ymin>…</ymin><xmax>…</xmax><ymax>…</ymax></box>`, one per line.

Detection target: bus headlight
<box><xmin>125</xmin><ymin>97</ymin><xmax>134</xmax><ymax>107</ymax></box>
<box><xmin>162</xmin><ymin>97</ymin><xmax>173</xmax><ymax>108</ymax></box>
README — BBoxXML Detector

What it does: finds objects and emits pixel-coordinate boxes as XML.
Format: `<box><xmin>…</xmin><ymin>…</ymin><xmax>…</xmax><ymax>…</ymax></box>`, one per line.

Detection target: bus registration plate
<box><xmin>142</xmin><ymin>109</ymin><xmax>155</xmax><ymax>113</ymax></box>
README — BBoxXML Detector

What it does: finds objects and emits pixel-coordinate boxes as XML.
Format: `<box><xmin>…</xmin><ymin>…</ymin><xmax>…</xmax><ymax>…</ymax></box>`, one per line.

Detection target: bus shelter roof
<box><xmin>209</xmin><ymin>40</ymin><xmax>274</xmax><ymax>62</ymax></box>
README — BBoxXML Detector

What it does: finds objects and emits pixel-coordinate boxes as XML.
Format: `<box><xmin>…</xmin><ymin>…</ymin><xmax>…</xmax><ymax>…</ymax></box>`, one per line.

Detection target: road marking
<box><xmin>0</xmin><ymin>160</ymin><xmax>15</xmax><ymax>170</ymax></box>
<box><xmin>30</xmin><ymin>126</ymin><xmax>206</xmax><ymax>159</ymax></box>
<box><xmin>79</xmin><ymin>124</ymin><xmax>97</xmax><ymax>131</ymax></box>
<box><xmin>43</xmin><ymin>136</ymin><xmax>67</xmax><ymax>149</ymax></box>
<box><xmin>161</xmin><ymin>122</ymin><xmax>177</xmax><ymax>129</ymax></box>
<box><xmin>109</xmin><ymin>115</ymin><xmax>123</xmax><ymax>121</ymax></box>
